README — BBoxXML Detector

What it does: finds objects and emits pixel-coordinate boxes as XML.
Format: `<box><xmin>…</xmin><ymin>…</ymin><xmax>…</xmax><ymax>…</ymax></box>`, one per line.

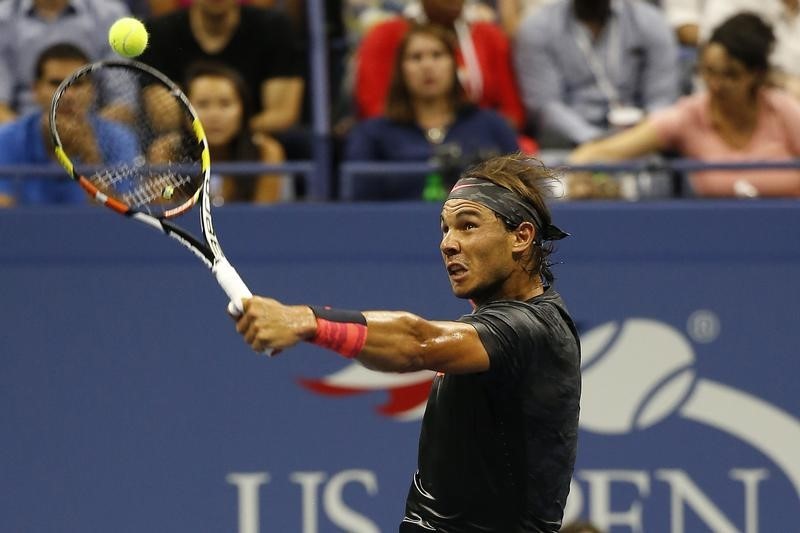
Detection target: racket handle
<box><xmin>212</xmin><ymin>258</ymin><xmax>274</xmax><ymax>357</ymax></box>
<box><xmin>213</xmin><ymin>258</ymin><xmax>252</xmax><ymax>316</ymax></box>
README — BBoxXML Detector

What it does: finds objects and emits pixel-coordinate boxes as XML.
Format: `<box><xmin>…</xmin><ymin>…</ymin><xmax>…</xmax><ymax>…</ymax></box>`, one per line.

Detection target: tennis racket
<box><xmin>49</xmin><ymin>59</ymin><xmax>253</xmax><ymax>320</ymax></box>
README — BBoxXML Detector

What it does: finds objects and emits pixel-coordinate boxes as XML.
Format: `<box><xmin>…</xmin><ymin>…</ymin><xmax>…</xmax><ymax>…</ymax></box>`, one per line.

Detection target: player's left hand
<box><xmin>235</xmin><ymin>296</ymin><xmax>317</xmax><ymax>354</ymax></box>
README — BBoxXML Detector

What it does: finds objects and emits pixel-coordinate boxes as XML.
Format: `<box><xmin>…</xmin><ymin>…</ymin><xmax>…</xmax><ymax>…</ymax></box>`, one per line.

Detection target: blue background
<box><xmin>2</xmin><ymin>201</ymin><xmax>799</xmax><ymax>532</ymax></box>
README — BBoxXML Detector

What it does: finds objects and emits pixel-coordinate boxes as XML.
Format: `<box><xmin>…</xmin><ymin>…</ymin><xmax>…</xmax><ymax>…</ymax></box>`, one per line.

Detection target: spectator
<box><xmin>515</xmin><ymin>0</ymin><xmax>680</xmax><ymax>147</ymax></box>
<box><xmin>662</xmin><ymin>0</ymin><xmax>800</xmax><ymax>99</ymax></box>
<box><xmin>568</xmin><ymin>13</ymin><xmax>800</xmax><ymax>198</ymax></box>
<box><xmin>138</xmin><ymin>0</ymin><xmax>304</xmax><ymax>147</ymax></box>
<box><xmin>0</xmin><ymin>43</ymin><xmax>138</xmax><ymax>207</ymax></box>
<box><xmin>184</xmin><ymin>61</ymin><xmax>290</xmax><ymax>203</ymax></box>
<box><xmin>0</xmin><ymin>0</ymin><xmax>130</xmax><ymax>123</ymax></box>
<box><xmin>345</xmin><ymin>23</ymin><xmax>519</xmax><ymax>200</ymax></box>
<box><xmin>353</xmin><ymin>0</ymin><xmax>526</xmax><ymax>131</ymax></box>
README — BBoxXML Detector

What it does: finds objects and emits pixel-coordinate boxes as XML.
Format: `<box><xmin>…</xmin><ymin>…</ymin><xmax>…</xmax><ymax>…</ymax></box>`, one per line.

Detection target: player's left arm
<box><xmin>249</xmin><ymin>77</ymin><xmax>304</xmax><ymax>134</ymax></box>
<box><xmin>236</xmin><ymin>297</ymin><xmax>490</xmax><ymax>374</ymax></box>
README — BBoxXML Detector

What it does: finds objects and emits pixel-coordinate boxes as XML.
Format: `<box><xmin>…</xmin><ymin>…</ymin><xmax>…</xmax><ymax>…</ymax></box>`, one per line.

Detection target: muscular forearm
<box><xmin>357</xmin><ymin>311</ymin><xmax>441</xmax><ymax>372</ymax></box>
<box><xmin>237</xmin><ymin>298</ymin><xmax>488</xmax><ymax>374</ymax></box>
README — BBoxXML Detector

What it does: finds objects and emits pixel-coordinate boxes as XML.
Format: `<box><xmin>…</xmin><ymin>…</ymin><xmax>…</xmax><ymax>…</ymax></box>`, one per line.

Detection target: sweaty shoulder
<box><xmin>459</xmin><ymin>291</ymin><xmax>578</xmax><ymax>381</ymax></box>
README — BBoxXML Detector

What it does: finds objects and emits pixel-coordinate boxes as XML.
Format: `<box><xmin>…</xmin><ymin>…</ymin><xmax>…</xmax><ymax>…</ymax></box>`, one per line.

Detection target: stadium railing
<box><xmin>3</xmin><ymin>158</ymin><xmax>800</xmax><ymax>203</ymax></box>
<box><xmin>338</xmin><ymin>158</ymin><xmax>800</xmax><ymax>201</ymax></box>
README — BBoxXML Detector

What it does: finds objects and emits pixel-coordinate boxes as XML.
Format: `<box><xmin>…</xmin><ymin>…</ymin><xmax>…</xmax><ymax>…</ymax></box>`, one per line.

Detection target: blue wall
<box><xmin>2</xmin><ymin>201</ymin><xmax>799</xmax><ymax>532</ymax></box>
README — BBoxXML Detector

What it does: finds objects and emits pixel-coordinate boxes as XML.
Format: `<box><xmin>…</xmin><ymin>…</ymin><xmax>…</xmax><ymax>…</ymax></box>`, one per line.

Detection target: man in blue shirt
<box><xmin>0</xmin><ymin>0</ymin><xmax>129</xmax><ymax>122</ymax></box>
<box><xmin>515</xmin><ymin>0</ymin><xmax>680</xmax><ymax>147</ymax></box>
<box><xmin>0</xmin><ymin>43</ymin><xmax>138</xmax><ymax>207</ymax></box>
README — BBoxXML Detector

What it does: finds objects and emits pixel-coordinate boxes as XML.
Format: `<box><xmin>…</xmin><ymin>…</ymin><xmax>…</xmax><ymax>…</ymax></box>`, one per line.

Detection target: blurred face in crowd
<box><xmin>35</xmin><ymin>58</ymin><xmax>91</xmax><ymax>117</ymax></box>
<box><xmin>422</xmin><ymin>0</ymin><xmax>465</xmax><ymax>26</ymax></box>
<box><xmin>699</xmin><ymin>43</ymin><xmax>762</xmax><ymax>106</ymax></box>
<box><xmin>188</xmin><ymin>75</ymin><xmax>244</xmax><ymax>148</ymax></box>
<box><xmin>402</xmin><ymin>32</ymin><xmax>456</xmax><ymax>101</ymax></box>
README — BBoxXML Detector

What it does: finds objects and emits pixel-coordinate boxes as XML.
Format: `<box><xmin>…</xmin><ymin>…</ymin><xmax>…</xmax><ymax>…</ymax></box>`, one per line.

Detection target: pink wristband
<box><xmin>311</xmin><ymin>318</ymin><xmax>367</xmax><ymax>358</ymax></box>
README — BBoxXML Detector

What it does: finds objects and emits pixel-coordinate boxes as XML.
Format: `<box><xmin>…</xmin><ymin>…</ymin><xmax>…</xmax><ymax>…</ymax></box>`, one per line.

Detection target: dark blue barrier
<box><xmin>2</xmin><ymin>201</ymin><xmax>799</xmax><ymax>532</ymax></box>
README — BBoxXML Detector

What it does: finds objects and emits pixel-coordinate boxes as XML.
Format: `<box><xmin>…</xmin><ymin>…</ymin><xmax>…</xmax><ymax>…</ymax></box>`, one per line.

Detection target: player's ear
<box><xmin>511</xmin><ymin>221</ymin><xmax>536</xmax><ymax>253</ymax></box>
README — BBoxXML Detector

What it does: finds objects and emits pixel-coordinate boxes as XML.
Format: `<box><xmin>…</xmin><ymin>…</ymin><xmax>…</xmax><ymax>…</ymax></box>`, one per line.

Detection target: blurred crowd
<box><xmin>1</xmin><ymin>0</ymin><xmax>799</xmax><ymax>206</ymax></box>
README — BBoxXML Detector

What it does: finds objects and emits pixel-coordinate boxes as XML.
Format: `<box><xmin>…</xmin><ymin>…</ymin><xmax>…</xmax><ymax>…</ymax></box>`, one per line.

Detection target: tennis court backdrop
<box><xmin>1</xmin><ymin>201</ymin><xmax>798</xmax><ymax>532</ymax></box>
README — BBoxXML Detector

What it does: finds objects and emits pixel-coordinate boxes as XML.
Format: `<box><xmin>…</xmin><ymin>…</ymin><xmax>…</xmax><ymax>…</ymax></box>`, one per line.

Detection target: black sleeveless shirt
<box><xmin>402</xmin><ymin>289</ymin><xmax>581</xmax><ymax>532</ymax></box>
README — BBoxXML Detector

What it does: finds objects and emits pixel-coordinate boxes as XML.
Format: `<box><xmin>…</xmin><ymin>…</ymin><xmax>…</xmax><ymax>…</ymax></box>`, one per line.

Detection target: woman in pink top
<box><xmin>569</xmin><ymin>13</ymin><xmax>800</xmax><ymax>198</ymax></box>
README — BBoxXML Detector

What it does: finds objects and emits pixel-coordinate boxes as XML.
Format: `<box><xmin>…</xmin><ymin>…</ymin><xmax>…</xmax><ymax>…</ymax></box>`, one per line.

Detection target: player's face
<box><xmin>440</xmin><ymin>199</ymin><xmax>517</xmax><ymax>303</ymax></box>
<box><xmin>35</xmin><ymin>58</ymin><xmax>91</xmax><ymax>116</ymax></box>
<box><xmin>189</xmin><ymin>76</ymin><xmax>243</xmax><ymax>148</ymax></box>
<box><xmin>402</xmin><ymin>34</ymin><xmax>455</xmax><ymax>101</ymax></box>
<box><xmin>699</xmin><ymin>43</ymin><xmax>760</xmax><ymax>106</ymax></box>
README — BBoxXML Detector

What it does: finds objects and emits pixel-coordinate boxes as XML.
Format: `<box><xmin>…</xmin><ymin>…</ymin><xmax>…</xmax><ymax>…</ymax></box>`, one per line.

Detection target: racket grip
<box><xmin>213</xmin><ymin>258</ymin><xmax>252</xmax><ymax>316</ymax></box>
<box><xmin>213</xmin><ymin>258</ymin><xmax>274</xmax><ymax>357</ymax></box>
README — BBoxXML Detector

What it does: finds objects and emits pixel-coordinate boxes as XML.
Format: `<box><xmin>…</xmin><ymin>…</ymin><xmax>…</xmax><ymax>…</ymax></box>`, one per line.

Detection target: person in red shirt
<box><xmin>354</xmin><ymin>0</ymin><xmax>527</xmax><ymax>132</ymax></box>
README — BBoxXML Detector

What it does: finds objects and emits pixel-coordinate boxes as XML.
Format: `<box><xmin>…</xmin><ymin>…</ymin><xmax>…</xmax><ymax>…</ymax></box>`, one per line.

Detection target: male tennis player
<box><xmin>234</xmin><ymin>153</ymin><xmax>581</xmax><ymax>532</ymax></box>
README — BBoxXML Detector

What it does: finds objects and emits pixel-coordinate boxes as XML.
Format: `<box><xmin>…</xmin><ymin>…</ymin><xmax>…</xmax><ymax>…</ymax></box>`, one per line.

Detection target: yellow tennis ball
<box><xmin>108</xmin><ymin>17</ymin><xmax>148</xmax><ymax>58</ymax></box>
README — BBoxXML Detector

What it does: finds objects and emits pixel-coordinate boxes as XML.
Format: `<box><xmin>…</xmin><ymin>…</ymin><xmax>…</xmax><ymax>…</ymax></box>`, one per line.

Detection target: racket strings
<box><xmin>53</xmin><ymin>63</ymin><xmax>205</xmax><ymax>217</ymax></box>
<box><xmin>121</xmin><ymin>171</ymin><xmax>195</xmax><ymax>207</ymax></box>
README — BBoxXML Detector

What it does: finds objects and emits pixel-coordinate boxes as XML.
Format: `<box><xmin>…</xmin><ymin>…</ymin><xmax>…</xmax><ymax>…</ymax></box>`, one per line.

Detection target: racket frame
<box><xmin>49</xmin><ymin>59</ymin><xmax>254</xmax><ymax>317</ymax></box>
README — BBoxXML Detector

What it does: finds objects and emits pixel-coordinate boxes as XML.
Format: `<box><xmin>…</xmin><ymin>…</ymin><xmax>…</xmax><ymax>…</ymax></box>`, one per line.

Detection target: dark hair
<box><xmin>707</xmin><ymin>12</ymin><xmax>775</xmax><ymax>73</ymax></box>
<box><xmin>384</xmin><ymin>23</ymin><xmax>468</xmax><ymax>123</ymax></box>
<box><xmin>461</xmin><ymin>153</ymin><xmax>563</xmax><ymax>283</ymax></box>
<box><xmin>34</xmin><ymin>43</ymin><xmax>89</xmax><ymax>80</ymax></box>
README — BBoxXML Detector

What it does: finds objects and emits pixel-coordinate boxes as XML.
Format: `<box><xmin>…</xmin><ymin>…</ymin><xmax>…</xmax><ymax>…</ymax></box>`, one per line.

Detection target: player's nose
<box><xmin>440</xmin><ymin>233</ymin><xmax>459</xmax><ymax>256</ymax></box>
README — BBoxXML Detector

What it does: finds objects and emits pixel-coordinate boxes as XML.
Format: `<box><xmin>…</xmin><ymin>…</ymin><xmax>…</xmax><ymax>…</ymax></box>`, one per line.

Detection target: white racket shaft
<box><xmin>213</xmin><ymin>258</ymin><xmax>274</xmax><ymax>356</ymax></box>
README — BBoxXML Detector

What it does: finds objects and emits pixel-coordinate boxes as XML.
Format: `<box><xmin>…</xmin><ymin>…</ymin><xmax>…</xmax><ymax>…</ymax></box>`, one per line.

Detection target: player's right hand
<box><xmin>235</xmin><ymin>296</ymin><xmax>317</xmax><ymax>354</ymax></box>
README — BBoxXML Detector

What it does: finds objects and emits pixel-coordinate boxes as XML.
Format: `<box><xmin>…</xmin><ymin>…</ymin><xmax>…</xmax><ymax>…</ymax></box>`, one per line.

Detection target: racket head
<box><xmin>49</xmin><ymin>59</ymin><xmax>210</xmax><ymax>218</ymax></box>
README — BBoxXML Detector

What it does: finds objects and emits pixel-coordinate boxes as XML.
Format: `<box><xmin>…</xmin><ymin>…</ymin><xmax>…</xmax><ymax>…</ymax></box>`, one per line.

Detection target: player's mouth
<box><xmin>446</xmin><ymin>262</ymin><xmax>468</xmax><ymax>282</ymax></box>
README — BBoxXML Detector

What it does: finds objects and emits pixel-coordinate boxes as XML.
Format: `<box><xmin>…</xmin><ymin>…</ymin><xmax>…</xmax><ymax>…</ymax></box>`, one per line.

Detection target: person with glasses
<box><xmin>567</xmin><ymin>12</ymin><xmax>800</xmax><ymax>198</ymax></box>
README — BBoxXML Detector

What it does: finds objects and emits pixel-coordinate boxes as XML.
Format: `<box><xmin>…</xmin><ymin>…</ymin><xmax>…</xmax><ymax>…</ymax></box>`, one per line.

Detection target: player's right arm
<box><xmin>236</xmin><ymin>297</ymin><xmax>490</xmax><ymax>374</ymax></box>
<box><xmin>360</xmin><ymin>311</ymin><xmax>490</xmax><ymax>374</ymax></box>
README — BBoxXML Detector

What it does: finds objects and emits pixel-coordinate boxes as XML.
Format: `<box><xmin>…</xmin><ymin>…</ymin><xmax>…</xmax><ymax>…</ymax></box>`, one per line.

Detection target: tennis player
<box><xmin>234</xmin><ymin>153</ymin><xmax>581</xmax><ymax>532</ymax></box>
